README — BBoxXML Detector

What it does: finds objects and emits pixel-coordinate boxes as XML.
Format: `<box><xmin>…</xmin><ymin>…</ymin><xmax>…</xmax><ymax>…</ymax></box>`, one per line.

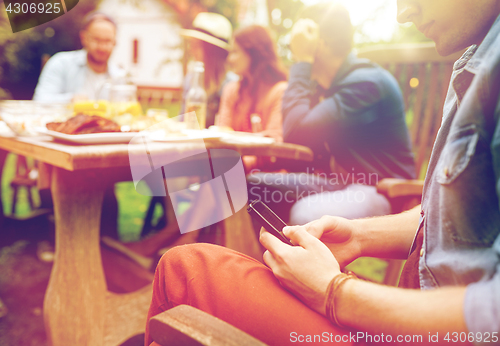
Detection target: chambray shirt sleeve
<box><xmin>33</xmin><ymin>53</ymin><xmax>73</xmax><ymax>103</ymax></box>
<box><xmin>282</xmin><ymin>62</ymin><xmax>382</xmax><ymax>152</ymax></box>
<box><xmin>463</xmin><ymin>99</ymin><xmax>500</xmax><ymax>343</ymax></box>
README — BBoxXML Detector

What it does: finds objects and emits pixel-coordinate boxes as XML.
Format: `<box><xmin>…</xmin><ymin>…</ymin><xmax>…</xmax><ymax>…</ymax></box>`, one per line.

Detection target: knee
<box><xmin>157</xmin><ymin>242</ymin><xmax>236</xmax><ymax>270</ymax></box>
<box><xmin>156</xmin><ymin>243</ymin><xmax>214</xmax><ymax>275</ymax></box>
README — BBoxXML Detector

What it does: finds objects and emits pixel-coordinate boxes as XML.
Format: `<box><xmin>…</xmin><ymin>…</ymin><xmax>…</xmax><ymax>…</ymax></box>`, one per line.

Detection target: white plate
<box><xmin>150</xmin><ymin>129</ymin><xmax>225</xmax><ymax>142</ymax></box>
<box><xmin>36</xmin><ymin>128</ymin><xmax>139</xmax><ymax>144</ymax></box>
<box><xmin>220</xmin><ymin>136</ymin><xmax>275</xmax><ymax>145</ymax></box>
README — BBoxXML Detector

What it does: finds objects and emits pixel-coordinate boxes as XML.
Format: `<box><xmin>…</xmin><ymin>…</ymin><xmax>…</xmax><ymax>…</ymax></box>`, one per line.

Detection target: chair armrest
<box><xmin>376</xmin><ymin>178</ymin><xmax>424</xmax><ymax>199</ymax></box>
<box><xmin>149</xmin><ymin>305</ymin><xmax>267</xmax><ymax>346</ymax></box>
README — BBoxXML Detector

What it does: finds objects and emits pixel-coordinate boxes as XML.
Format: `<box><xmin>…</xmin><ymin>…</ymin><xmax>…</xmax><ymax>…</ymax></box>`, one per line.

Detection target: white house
<box><xmin>99</xmin><ymin>0</ymin><xmax>184</xmax><ymax>89</ymax></box>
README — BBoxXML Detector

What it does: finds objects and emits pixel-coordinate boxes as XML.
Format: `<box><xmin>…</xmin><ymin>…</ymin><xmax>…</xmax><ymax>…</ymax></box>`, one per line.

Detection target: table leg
<box><xmin>43</xmin><ymin>167</ymin><xmax>107</xmax><ymax>345</ymax></box>
<box><xmin>43</xmin><ymin>167</ymin><xmax>153</xmax><ymax>346</ymax></box>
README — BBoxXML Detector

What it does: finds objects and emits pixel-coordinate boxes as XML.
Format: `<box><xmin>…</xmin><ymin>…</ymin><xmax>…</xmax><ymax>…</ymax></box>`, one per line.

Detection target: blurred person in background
<box><xmin>218</xmin><ymin>25</ymin><xmax>288</xmax><ymax>171</ymax></box>
<box><xmin>247</xmin><ymin>2</ymin><xmax>415</xmax><ymax>224</ymax></box>
<box><xmin>219</xmin><ymin>25</ymin><xmax>287</xmax><ymax>141</ymax></box>
<box><xmin>33</xmin><ymin>12</ymin><xmax>125</xmax><ymax>102</ymax></box>
<box><xmin>33</xmin><ymin>12</ymin><xmax>124</xmax><ymax>238</ymax></box>
<box><xmin>180</xmin><ymin>12</ymin><xmax>234</xmax><ymax>127</ymax></box>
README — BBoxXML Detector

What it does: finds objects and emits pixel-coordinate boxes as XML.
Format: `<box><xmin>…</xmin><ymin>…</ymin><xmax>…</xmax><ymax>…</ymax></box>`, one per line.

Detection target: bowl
<box><xmin>0</xmin><ymin>101</ymin><xmax>72</xmax><ymax>136</ymax></box>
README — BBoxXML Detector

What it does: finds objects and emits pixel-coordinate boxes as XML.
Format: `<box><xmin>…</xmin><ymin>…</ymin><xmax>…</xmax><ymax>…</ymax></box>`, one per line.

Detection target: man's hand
<box><xmin>260</xmin><ymin>227</ymin><xmax>340</xmax><ymax>315</ymax></box>
<box><xmin>289</xmin><ymin>19</ymin><xmax>320</xmax><ymax>64</ymax></box>
<box><xmin>287</xmin><ymin>216</ymin><xmax>362</xmax><ymax>268</ymax></box>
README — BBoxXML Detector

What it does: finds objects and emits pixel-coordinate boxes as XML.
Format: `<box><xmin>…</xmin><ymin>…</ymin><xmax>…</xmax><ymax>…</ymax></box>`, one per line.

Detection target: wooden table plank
<box><xmin>0</xmin><ymin>133</ymin><xmax>313</xmax><ymax>171</ymax></box>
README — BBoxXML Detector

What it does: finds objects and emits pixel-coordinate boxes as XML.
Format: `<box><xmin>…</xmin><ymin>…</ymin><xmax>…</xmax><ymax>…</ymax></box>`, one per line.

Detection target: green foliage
<box><xmin>0</xmin><ymin>0</ymin><xmax>100</xmax><ymax>100</ymax></box>
<box><xmin>266</xmin><ymin>0</ymin><xmax>432</xmax><ymax>62</ymax></box>
<box><xmin>266</xmin><ymin>0</ymin><xmax>303</xmax><ymax>64</ymax></box>
<box><xmin>1</xmin><ymin>154</ymin><xmax>39</xmax><ymax>216</ymax></box>
<box><xmin>268</xmin><ymin>0</ymin><xmax>303</xmax><ymax>36</ymax></box>
<box><xmin>202</xmin><ymin>0</ymin><xmax>240</xmax><ymax>28</ymax></box>
<box><xmin>160</xmin><ymin>0</ymin><xmax>240</xmax><ymax>28</ymax></box>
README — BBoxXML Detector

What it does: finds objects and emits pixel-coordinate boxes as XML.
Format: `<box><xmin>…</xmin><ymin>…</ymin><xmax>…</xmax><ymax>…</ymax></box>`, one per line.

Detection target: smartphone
<box><xmin>247</xmin><ymin>200</ymin><xmax>293</xmax><ymax>246</ymax></box>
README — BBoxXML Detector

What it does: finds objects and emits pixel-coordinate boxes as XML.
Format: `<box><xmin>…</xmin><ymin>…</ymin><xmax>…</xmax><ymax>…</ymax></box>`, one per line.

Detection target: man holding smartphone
<box><xmin>145</xmin><ymin>0</ymin><xmax>500</xmax><ymax>345</ymax></box>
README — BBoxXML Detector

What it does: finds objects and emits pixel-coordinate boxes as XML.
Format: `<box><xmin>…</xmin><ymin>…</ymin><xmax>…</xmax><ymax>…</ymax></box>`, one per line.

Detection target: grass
<box><xmin>346</xmin><ymin>257</ymin><xmax>388</xmax><ymax>283</ymax></box>
<box><xmin>1</xmin><ymin>154</ymin><xmax>39</xmax><ymax>216</ymax></box>
<box><xmin>2</xmin><ymin>153</ymin><xmax>388</xmax><ymax>282</ymax></box>
<box><xmin>115</xmin><ymin>182</ymin><xmax>164</xmax><ymax>242</ymax></box>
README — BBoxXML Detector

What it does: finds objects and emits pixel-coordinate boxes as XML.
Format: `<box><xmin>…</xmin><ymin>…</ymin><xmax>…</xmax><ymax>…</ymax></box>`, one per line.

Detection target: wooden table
<box><xmin>0</xmin><ymin>132</ymin><xmax>312</xmax><ymax>346</ymax></box>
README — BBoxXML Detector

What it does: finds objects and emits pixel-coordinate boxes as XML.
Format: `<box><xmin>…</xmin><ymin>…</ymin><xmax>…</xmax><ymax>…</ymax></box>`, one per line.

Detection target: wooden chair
<box><xmin>149</xmin><ymin>305</ymin><xmax>266</xmax><ymax>346</ymax></box>
<box><xmin>357</xmin><ymin>42</ymin><xmax>464</xmax><ymax>285</ymax></box>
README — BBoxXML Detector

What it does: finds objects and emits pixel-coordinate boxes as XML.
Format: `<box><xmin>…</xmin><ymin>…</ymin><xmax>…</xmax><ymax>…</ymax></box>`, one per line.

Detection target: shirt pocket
<box><xmin>435</xmin><ymin>124</ymin><xmax>498</xmax><ymax>246</ymax></box>
<box><xmin>436</xmin><ymin>124</ymin><xmax>479</xmax><ymax>185</ymax></box>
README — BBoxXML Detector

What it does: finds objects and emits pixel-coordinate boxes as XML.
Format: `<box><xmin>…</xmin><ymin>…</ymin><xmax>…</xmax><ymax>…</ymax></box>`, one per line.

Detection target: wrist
<box><xmin>324</xmin><ymin>272</ymin><xmax>357</xmax><ymax>326</ymax></box>
<box><xmin>349</xmin><ymin>219</ymin><xmax>367</xmax><ymax>258</ymax></box>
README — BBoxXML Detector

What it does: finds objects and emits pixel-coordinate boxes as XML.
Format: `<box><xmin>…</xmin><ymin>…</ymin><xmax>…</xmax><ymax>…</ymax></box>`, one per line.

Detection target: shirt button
<box><xmin>420</xmin><ymin>248</ymin><xmax>424</xmax><ymax>257</ymax></box>
<box><xmin>420</xmin><ymin>209</ymin><xmax>424</xmax><ymax>216</ymax></box>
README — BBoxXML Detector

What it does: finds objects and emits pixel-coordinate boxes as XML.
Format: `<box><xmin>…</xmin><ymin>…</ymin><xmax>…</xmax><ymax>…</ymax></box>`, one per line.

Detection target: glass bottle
<box><xmin>184</xmin><ymin>61</ymin><xmax>207</xmax><ymax>129</ymax></box>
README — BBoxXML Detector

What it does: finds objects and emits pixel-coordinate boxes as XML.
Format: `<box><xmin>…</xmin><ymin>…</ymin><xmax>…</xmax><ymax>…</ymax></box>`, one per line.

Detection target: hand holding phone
<box><xmin>247</xmin><ymin>200</ymin><xmax>294</xmax><ymax>246</ymax></box>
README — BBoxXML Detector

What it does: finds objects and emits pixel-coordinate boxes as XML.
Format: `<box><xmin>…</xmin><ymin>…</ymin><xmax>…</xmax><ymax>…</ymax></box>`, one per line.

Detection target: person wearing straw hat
<box><xmin>179</xmin><ymin>12</ymin><xmax>236</xmax><ymax>128</ymax></box>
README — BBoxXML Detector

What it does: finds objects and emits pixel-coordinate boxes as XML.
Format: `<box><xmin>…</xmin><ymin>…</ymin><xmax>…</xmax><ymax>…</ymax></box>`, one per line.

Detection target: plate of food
<box><xmin>37</xmin><ymin>114</ymin><xmax>138</xmax><ymax>144</ymax></box>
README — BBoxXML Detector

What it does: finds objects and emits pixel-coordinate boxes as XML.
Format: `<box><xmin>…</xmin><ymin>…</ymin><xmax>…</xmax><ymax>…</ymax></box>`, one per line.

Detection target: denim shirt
<box><xmin>419</xmin><ymin>14</ymin><xmax>500</xmax><ymax>342</ymax></box>
<box><xmin>33</xmin><ymin>49</ymin><xmax>125</xmax><ymax>103</ymax></box>
<box><xmin>282</xmin><ymin>54</ymin><xmax>415</xmax><ymax>181</ymax></box>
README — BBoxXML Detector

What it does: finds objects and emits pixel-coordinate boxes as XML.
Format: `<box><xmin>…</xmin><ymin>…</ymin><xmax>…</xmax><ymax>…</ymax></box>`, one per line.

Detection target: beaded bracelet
<box><xmin>325</xmin><ymin>272</ymin><xmax>356</xmax><ymax>327</ymax></box>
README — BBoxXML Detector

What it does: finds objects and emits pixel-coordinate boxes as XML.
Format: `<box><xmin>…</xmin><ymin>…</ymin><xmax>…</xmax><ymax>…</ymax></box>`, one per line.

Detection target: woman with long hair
<box><xmin>218</xmin><ymin>25</ymin><xmax>288</xmax><ymax>142</ymax></box>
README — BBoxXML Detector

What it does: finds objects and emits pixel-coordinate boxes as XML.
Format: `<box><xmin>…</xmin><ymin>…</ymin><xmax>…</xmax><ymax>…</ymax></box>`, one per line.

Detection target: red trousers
<box><xmin>145</xmin><ymin>243</ymin><xmax>352</xmax><ymax>346</ymax></box>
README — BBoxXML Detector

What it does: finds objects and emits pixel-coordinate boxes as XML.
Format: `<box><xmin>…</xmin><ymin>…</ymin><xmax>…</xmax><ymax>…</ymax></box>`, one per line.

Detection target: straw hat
<box><xmin>180</xmin><ymin>12</ymin><xmax>233</xmax><ymax>51</ymax></box>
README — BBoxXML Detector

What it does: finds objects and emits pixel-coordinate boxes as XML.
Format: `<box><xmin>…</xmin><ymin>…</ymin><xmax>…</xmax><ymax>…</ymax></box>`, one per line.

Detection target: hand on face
<box><xmin>259</xmin><ymin>226</ymin><xmax>340</xmax><ymax>315</ymax></box>
<box><xmin>289</xmin><ymin>19</ymin><xmax>320</xmax><ymax>64</ymax></box>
